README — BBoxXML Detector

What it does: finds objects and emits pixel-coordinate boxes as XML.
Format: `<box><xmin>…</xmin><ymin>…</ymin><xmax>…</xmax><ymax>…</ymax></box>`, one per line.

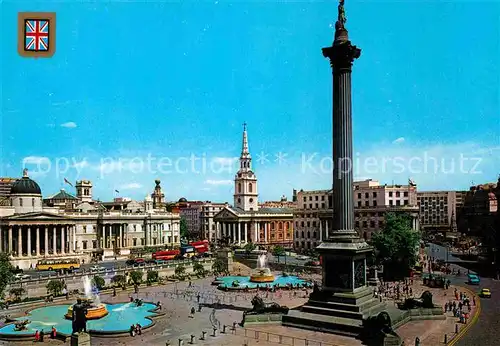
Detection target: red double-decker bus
<box><xmin>152</xmin><ymin>249</ymin><xmax>180</xmax><ymax>261</ymax></box>
<box><xmin>189</xmin><ymin>240</ymin><xmax>209</xmax><ymax>253</ymax></box>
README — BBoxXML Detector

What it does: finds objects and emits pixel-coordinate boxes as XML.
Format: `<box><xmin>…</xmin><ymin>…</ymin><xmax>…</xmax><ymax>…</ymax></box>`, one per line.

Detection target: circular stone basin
<box><xmin>0</xmin><ymin>302</ymin><xmax>159</xmax><ymax>338</ymax></box>
<box><xmin>216</xmin><ymin>275</ymin><xmax>310</xmax><ymax>290</ymax></box>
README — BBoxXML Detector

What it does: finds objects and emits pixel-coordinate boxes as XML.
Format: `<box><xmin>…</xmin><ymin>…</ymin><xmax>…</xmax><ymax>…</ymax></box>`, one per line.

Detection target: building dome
<box><xmin>178</xmin><ymin>197</ymin><xmax>187</xmax><ymax>203</ymax></box>
<box><xmin>10</xmin><ymin>171</ymin><xmax>41</xmax><ymax>195</ymax></box>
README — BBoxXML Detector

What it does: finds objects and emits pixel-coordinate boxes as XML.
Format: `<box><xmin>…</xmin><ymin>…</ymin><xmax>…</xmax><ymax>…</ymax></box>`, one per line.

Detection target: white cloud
<box><xmin>392</xmin><ymin>137</ymin><xmax>405</xmax><ymax>144</ymax></box>
<box><xmin>120</xmin><ymin>183</ymin><xmax>143</xmax><ymax>190</ymax></box>
<box><xmin>61</xmin><ymin>122</ymin><xmax>77</xmax><ymax>128</ymax></box>
<box><xmin>205</xmin><ymin>179</ymin><xmax>233</xmax><ymax>186</ymax></box>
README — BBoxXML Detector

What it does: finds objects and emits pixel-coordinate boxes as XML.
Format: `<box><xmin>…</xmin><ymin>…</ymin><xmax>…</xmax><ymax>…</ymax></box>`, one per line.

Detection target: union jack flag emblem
<box><xmin>24</xmin><ymin>19</ymin><xmax>50</xmax><ymax>51</ymax></box>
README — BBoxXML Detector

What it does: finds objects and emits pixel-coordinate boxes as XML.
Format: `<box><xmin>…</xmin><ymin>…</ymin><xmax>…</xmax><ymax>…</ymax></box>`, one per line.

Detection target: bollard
<box><xmin>178</xmin><ymin>338</ymin><xmax>183</xmax><ymax>346</ymax></box>
<box><xmin>455</xmin><ymin>324</ymin><xmax>459</xmax><ymax>333</ymax></box>
<box><xmin>444</xmin><ymin>334</ymin><xmax>447</xmax><ymax>344</ymax></box>
<box><xmin>201</xmin><ymin>331</ymin><xmax>207</xmax><ymax>340</ymax></box>
<box><xmin>212</xmin><ymin>328</ymin><xmax>217</xmax><ymax>337</ymax></box>
<box><xmin>222</xmin><ymin>325</ymin><xmax>227</xmax><ymax>334</ymax></box>
<box><xmin>166</xmin><ymin>342</ymin><xmax>171</xmax><ymax>346</ymax></box>
<box><xmin>190</xmin><ymin>334</ymin><xmax>196</xmax><ymax>344</ymax></box>
<box><xmin>415</xmin><ymin>336</ymin><xmax>420</xmax><ymax>346</ymax></box>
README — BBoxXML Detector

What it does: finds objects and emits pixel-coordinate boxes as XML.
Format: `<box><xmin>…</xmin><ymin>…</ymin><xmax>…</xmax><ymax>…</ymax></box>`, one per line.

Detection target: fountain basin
<box><xmin>216</xmin><ymin>275</ymin><xmax>310</xmax><ymax>290</ymax></box>
<box><xmin>0</xmin><ymin>302</ymin><xmax>160</xmax><ymax>340</ymax></box>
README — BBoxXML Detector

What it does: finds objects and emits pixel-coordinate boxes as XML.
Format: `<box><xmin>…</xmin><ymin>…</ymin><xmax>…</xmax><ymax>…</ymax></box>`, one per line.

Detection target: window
<box><xmin>32</xmin><ymin>198</ymin><xmax>35</xmax><ymax>207</ymax></box>
<box><xmin>238</xmin><ymin>198</ymin><xmax>241</xmax><ymax>203</ymax></box>
<box><xmin>307</xmin><ymin>231</ymin><xmax>311</xmax><ymax>238</ymax></box>
<box><xmin>83</xmin><ymin>241</ymin><xmax>88</xmax><ymax>250</ymax></box>
<box><xmin>404</xmin><ymin>200</ymin><xmax>409</xmax><ymax>205</ymax></box>
<box><xmin>238</xmin><ymin>183</ymin><xmax>241</xmax><ymax>193</ymax></box>
<box><xmin>303</xmin><ymin>197</ymin><xmax>306</xmax><ymax>202</ymax></box>
<box><xmin>249</xmin><ymin>183</ymin><xmax>253</xmax><ymax>193</ymax></box>
<box><xmin>373</xmin><ymin>192</ymin><xmax>377</xmax><ymax>198</ymax></box>
<box><xmin>19</xmin><ymin>198</ymin><xmax>23</xmax><ymax>207</ymax></box>
<box><xmin>396</xmin><ymin>200</ymin><xmax>401</xmax><ymax>206</ymax></box>
<box><xmin>365</xmin><ymin>193</ymin><xmax>369</xmax><ymax>198</ymax></box>
<box><xmin>365</xmin><ymin>201</ymin><xmax>369</xmax><ymax>207</ymax></box>
<box><xmin>357</xmin><ymin>193</ymin><xmax>361</xmax><ymax>198</ymax></box>
<box><xmin>315</xmin><ymin>196</ymin><xmax>318</xmax><ymax>201</ymax></box>
<box><xmin>358</xmin><ymin>201</ymin><xmax>361</xmax><ymax>207</ymax></box>
<box><xmin>321</xmin><ymin>203</ymin><xmax>325</xmax><ymax>209</ymax></box>
<box><xmin>396</xmin><ymin>192</ymin><xmax>400</xmax><ymax>197</ymax></box>
<box><xmin>249</xmin><ymin>198</ymin><xmax>254</xmax><ymax>203</ymax></box>
<box><xmin>373</xmin><ymin>200</ymin><xmax>377</xmax><ymax>206</ymax></box>
<box><xmin>389</xmin><ymin>192</ymin><xmax>393</xmax><ymax>197</ymax></box>
<box><xmin>404</xmin><ymin>191</ymin><xmax>409</xmax><ymax>197</ymax></box>
<box><xmin>389</xmin><ymin>200</ymin><xmax>393</xmax><ymax>206</ymax></box>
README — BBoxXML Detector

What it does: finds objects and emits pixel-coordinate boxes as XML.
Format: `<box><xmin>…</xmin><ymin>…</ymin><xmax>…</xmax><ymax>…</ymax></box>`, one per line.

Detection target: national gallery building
<box><xmin>0</xmin><ymin>170</ymin><xmax>180</xmax><ymax>269</ymax></box>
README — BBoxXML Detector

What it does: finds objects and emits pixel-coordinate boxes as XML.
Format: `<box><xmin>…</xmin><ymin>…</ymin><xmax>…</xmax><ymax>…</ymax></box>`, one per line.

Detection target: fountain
<box><xmin>249</xmin><ymin>254</ymin><xmax>275</xmax><ymax>283</ymax></box>
<box><xmin>65</xmin><ymin>276</ymin><xmax>109</xmax><ymax>320</ymax></box>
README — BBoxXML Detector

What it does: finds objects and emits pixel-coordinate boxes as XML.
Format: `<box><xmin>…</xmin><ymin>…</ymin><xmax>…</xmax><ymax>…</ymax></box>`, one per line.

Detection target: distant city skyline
<box><xmin>1</xmin><ymin>1</ymin><xmax>499</xmax><ymax>202</ymax></box>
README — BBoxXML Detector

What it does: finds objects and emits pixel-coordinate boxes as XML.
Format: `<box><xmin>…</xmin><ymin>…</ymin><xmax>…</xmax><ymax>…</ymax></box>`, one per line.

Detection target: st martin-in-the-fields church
<box><xmin>213</xmin><ymin>124</ymin><xmax>294</xmax><ymax>249</ymax></box>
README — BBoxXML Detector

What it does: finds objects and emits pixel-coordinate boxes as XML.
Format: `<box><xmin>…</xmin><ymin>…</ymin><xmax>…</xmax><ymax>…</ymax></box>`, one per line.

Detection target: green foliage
<box><xmin>244</xmin><ymin>242</ymin><xmax>256</xmax><ymax>256</ymax></box>
<box><xmin>180</xmin><ymin>217</ymin><xmax>189</xmax><ymax>239</ymax></box>
<box><xmin>372</xmin><ymin>213</ymin><xmax>421</xmax><ymax>279</ymax></box>
<box><xmin>46</xmin><ymin>280</ymin><xmax>64</xmax><ymax>296</ymax></box>
<box><xmin>146</xmin><ymin>270</ymin><xmax>159</xmax><ymax>283</ymax></box>
<box><xmin>111</xmin><ymin>274</ymin><xmax>127</xmax><ymax>287</ymax></box>
<box><xmin>0</xmin><ymin>252</ymin><xmax>14</xmax><ymax>299</ymax></box>
<box><xmin>212</xmin><ymin>257</ymin><xmax>225</xmax><ymax>274</ymax></box>
<box><xmin>9</xmin><ymin>287</ymin><xmax>25</xmax><ymax>301</ymax></box>
<box><xmin>92</xmin><ymin>275</ymin><xmax>105</xmax><ymax>290</ymax></box>
<box><xmin>193</xmin><ymin>262</ymin><xmax>205</xmax><ymax>276</ymax></box>
<box><xmin>129</xmin><ymin>271</ymin><xmax>143</xmax><ymax>285</ymax></box>
<box><xmin>174</xmin><ymin>264</ymin><xmax>186</xmax><ymax>277</ymax></box>
<box><xmin>272</xmin><ymin>245</ymin><xmax>286</xmax><ymax>259</ymax></box>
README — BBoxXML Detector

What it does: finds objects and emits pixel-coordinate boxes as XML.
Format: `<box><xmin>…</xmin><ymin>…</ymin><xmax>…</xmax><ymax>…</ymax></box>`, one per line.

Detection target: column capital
<box><xmin>322</xmin><ymin>41</ymin><xmax>361</xmax><ymax>71</ymax></box>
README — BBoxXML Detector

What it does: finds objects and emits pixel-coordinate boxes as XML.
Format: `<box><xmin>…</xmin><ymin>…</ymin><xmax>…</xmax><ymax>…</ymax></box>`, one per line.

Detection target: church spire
<box><xmin>241</xmin><ymin>122</ymin><xmax>250</xmax><ymax>158</ymax></box>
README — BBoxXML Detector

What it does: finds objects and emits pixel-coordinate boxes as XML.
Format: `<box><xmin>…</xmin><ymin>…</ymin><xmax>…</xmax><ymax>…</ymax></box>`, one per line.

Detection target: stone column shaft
<box><xmin>319</xmin><ymin>220</ymin><xmax>323</xmax><ymax>241</ymax></box>
<box><xmin>8</xmin><ymin>227</ymin><xmax>13</xmax><ymax>253</ymax></box>
<box><xmin>264</xmin><ymin>223</ymin><xmax>268</xmax><ymax>244</ymax></box>
<box><xmin>36</xmin><ymin>227</ymin><xmax>40</xmax><ymax>256</ymax></box>
<box><xmin>18</xmin><ymin>227</ymin><xmax>23</xmax><ymax>256</ymax></box>
<box><xmin>52</xmin><ymin>227</ymin><xmax>57</xmax><ymax>254</ymax></box>
<box><xmin>120</xmin><ymin>224</ymin><xmax>123</xmax><ymax>247</ymax></box>
<box><xmin>44</xmin><ymin>227</ymin><xmax>49</xmax><ymax>255</ymax></box>
<box><xmin>27</xmin><ymin>227</ymin><xmax>32</xmax><ymax>256</ymax></box>
<box><xmin>61</xmin><ymin>226</ymin><xmax>65</xmax><ymax>254</ymax></box>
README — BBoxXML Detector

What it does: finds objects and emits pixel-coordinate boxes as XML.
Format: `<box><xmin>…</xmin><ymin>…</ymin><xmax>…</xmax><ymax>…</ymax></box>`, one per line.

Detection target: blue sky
<box><xmin>1</xmin><ymin>0</ymin><xmax>499</xmax><ymax>203</ymax></box>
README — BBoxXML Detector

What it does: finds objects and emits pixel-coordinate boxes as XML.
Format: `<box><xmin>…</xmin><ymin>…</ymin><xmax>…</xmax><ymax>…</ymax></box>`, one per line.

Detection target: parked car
<box><xmin>479</xmin><ymin>288</ymin><xmax>491</xmax><ymax>298</ymax></box>
<box><xmin>296</xmin><ymin>255</ymin><xmax>309</xmax><ymax>260</ymax></box>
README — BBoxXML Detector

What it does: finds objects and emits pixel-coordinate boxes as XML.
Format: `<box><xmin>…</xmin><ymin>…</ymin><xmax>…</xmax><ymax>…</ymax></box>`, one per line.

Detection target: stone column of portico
<box><xmin>70</xmin><ymin>226</ymin><xmax>75</xmax><ymax>253</ymax></box>
<box><xmin>264</xmin><ymin>223</ymin><xmax>268</xmax><ymax>244</ymax></box>
<box><xmin>320</xmin><ymin>220</ymin><xmax>323</xmax><ymax>241</ymax></box>
<box><xmin>244</xmin><ymin>223</ymin><xmax>248</xmax><ymax>243</ymax></box>
<box><xmin>17</xmin><ymin>227</ymin><xmax>23</xmax><ymax>256</ymax></box>
<box><xmin>44</xmin><ymin>227</ymin><xmax>48</xmax><ymax>256</ymax></box>
<box><xmin>27</xmin><ymin>227</ymin><xmax>32</xmax><ymax>257</ymax></box>
<box><xmin>61</xmin><ymin>226</ymin><xmax>66</xmax><ymax>254</ymax></box>
<box><xmin>325</xmin><ymin>220</ymin><xmax>329</xmax><ymax>240</ymax></box>
<box><xmin>8</xmin><ymin>226</ymin><xmax>13</xmax><ymax>254</ymax></box>
<box><xmin>108</xmin><ymin>224</ymin><xmax>113</xmax><ymax>249</ymax></box>
<box><xmin>52</xmin><ymin>226</ymin><xmax>57</xmax><ymax>254</ymax></box>
<box><xmin>36</xmin><ymin>226</ymin><xmax>41</xmax><ymax>256</ymax></box>
<box><xmin>237</xmin><ymin>223</ymin><xmax>241</xmax><ymax>244</ymax></box>
<box><xmin>119</xmin><ymin>224</ymin><xmax>123</xmax><ymax>248</ymax></box>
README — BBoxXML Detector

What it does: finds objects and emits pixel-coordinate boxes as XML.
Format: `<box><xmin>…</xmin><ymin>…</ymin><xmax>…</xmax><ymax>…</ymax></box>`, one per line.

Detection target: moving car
<box><xmin>479</xmin><ymin>288</ymin><xmax>491</xmax><ymax>298</ymax></box>
<box><xmin>296</xmin><ymin>255</ymin><xmax>309</xmax><ymax>260</ymax></box>
<box><xmin>90</xmin><ymin>265</ymin><xmax>105</xmax><ymax>272</ymax></box>
<box><xmin>467</xmin><ymin>274</ymin><xmax>480</xmax><ymax>285</ymax></box>
<box><xmin>14</xmin><ymin>273</ymin><xmax>31</xmax><ymax>280</ymax></box>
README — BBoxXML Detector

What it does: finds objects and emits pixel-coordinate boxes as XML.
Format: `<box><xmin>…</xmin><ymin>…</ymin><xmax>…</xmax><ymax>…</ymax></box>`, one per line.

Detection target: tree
<box><xmin>193</xmin><ymin>262</ymin><xmax>205</xmax><ymax>277</ymax></box>
<box><xmin>180</xmin><ymin>217</ymin><xmax>189</xmax><ymax>239</ymax></box>
<box><xmin>46</xmin><ymin>280</ymin><xmax>64</xmax><ymax>296</ymax></box>
<box><xmin>244</xmin><ymin>242</ymin><xmax>256</xmax><ymax>257</ymax></box>
<box><xmin>0</xmin><ymin>252</ymin><xmax>14</xmax><ymax>299</ymax></box>
<box><xmin>175</xmin><ymin>264</ymin><xmax>186</xmax><ymax>277</ymax></box>
<box><xmin>111</xmin><ymin>274</ymin><xmax>127</xmax><ymax>287</ymax></box>
<box><xmin>9</xmin><ymin>287</ymin><xmax>25</xmax><ymax>302</ymax></box>
<box><xmin>212</xmin><ymin>257</ymin><xmax>225</xmax><ymax>275</ymax></box>
<box><xmin>372</xmin><ymin>212</ymin><xmax>421</xmax><ymax>280</ymax></box>
<box><xmin>272</xmin><ymin>245</ymin><xmax>286</xmax><ymax>263</ymax></box>
<box><xmin>129</xmin><ymin>271</ymin><xmax>143</xmax><ymax>285</ymax></box>
<box><xmin>146</xmin><ymin>270</ymin><xmax>159</xmax><ymax>284</ymax></box>
<box><xmin>92</xmin><ymin>275</ymin><xmax>105</xmax><ymax>290</ymax></box>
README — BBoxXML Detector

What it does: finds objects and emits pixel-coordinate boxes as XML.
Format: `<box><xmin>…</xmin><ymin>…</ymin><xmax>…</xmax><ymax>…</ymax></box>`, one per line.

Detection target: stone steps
<box><xmin>282</xmin><ymin>310</ymin><xmax>363</xmax><ymax>337</ymax></box>
<box><xmin>307</xmin><ymin>297</ymin><xmax>382</xmax><ymax>313</ymax></box>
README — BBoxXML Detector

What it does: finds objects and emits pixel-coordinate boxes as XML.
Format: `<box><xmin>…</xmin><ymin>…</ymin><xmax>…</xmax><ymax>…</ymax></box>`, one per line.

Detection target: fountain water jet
<box><xmin>65</xmin><ymin>275</ymin><xmax>108</xmax><ymax>320</ymax></box>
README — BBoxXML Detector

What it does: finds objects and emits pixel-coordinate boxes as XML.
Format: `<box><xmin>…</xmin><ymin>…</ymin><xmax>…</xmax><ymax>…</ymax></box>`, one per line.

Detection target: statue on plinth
<box><xmin>72</xmin><ymin>298</ymin><xmax>88</xmax><ymax>334</ymax></box>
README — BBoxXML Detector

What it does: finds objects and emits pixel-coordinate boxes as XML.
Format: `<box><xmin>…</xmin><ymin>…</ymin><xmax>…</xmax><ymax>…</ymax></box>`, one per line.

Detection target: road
<box><xmin>425</xmin><ymin>243</ymin><xmax>500</xmax><ymax>346</ymax></box>
<box><xmin>19</xmin><ymin>259</ymin><xmax>128</xmax><ymax>279</ymax></box>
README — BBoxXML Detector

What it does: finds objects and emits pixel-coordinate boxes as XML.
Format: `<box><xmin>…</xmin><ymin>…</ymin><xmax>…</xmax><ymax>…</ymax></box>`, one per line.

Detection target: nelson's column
<box><xmin>283</xmin><ymin>0</ymin><xmax>386</xmax><ymax>336</ymax></box>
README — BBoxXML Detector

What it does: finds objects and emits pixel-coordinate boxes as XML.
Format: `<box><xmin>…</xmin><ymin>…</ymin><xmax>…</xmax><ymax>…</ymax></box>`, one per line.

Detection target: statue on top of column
<box><xmin>336</xmin><ymin>0</ymin><xmax>347</xmax><ymax>30</ymax></box>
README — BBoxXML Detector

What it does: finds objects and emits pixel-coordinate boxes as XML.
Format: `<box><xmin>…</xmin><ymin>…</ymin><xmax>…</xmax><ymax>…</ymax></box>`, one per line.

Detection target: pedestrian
<box><xmin>472</xmin><ymin>296</ymin><xmax>476</xmax><ymax>306</ymax></box>
<box><xmin>39</xmin><ymin>330</ymin><xmax>44</xmax><ymax>342</ymax></box>
<box><xmin>35</xmin><ymin>330</ymin><xmax>40</xmax><ymax>342</ymax></box>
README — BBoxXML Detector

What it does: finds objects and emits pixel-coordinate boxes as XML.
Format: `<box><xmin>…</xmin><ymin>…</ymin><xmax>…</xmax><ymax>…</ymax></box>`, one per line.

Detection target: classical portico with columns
<box><xmin>0</xmin><ymin>170</ymin><xmax>181</xmax><ymax>269</ymax></box>
<box><xmin>213</xmin><ymin>124</ymin><xmax>294</xmax><ymax>248</ymax></box>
